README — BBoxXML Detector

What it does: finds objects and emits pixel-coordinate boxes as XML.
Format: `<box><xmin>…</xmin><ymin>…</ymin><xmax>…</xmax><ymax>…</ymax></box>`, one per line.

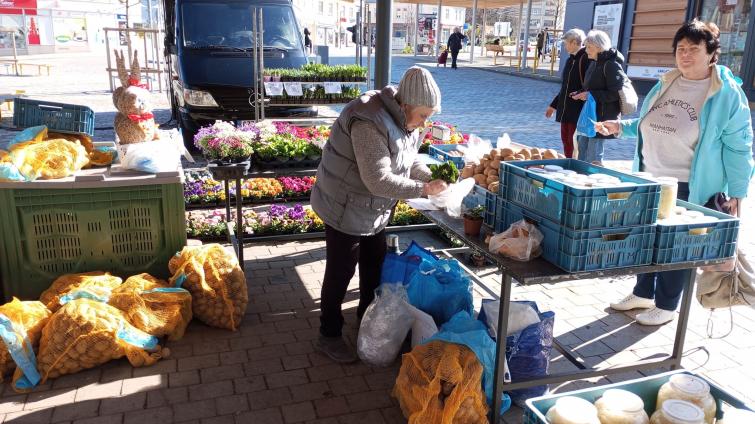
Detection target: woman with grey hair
<box><xmin>547</xmin><ymin>28</ymin><xmax>589</xmax><ymax>158</ymax></box>
<box><xmin>310</xmin><ymin>66</ymin><xmax>447</xmax><ymax>363</ymax></box>
<box><xmin>571</xmin><ymin>29</ymin><xmax>627</xmax><ymax>165</ymax></box>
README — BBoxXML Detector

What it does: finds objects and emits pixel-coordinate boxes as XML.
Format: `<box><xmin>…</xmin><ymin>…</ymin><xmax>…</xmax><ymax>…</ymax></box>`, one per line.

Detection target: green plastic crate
<box><xmin>0</xmin><ymin>182</ymin><xmax>186</xmax><ymax>300</ymax></box>
<box><xmin>523</xmin><ymin>370</ymin><xmax>754</xmax><ymax>424</ymax></box>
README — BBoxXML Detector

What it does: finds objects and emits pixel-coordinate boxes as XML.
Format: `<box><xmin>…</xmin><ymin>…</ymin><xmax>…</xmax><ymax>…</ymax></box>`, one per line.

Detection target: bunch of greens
<box><xmin>430</xmin><ymin>161</ymin><xmax>460</xmax><ymax>184</ymax></box>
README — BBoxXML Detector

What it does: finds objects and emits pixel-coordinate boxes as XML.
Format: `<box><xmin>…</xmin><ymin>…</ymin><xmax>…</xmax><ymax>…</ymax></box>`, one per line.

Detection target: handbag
<box><xmin>696</xmin><ymin>249</ymin><xmax>755</xmax><ymax>310</ymax></box>
<box><xmin>603</xmin><ymin>63</ymin><xmax>638</xmax><ymax>115</ymax></box>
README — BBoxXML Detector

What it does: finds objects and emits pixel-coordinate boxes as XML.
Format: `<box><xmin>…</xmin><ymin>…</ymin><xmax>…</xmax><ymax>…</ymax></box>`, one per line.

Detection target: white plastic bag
<box><xmin>121</xmin><ymin>139</ymin><xmax>182</xmax><ymax>173</ymax></box>
<box><xmin>496</xmin><ymin>133</ymin><xmax>513</xmax><ymax>149</ymax></box>
<box><xmin>480</xmin><ymin>301</ymin><xmax>541</xmax><ymax>339</ymax></box>
<box><xmin>357</xmin><ymin>284</ymin><xmax>413</xmax><ymax>367</ymax></box>
<box><xmin>461</xmin><ymin>134</ymin><xmax>492</xmax><ymax>165</ymax></box>
<box><xmin>428</xmin><ymin>177</ymin><xmax>476</xmax><ymax>218</ymax></box>
<box><xmin>488</xmin><ymin>219</ymin><xmax>544</xmax><ymax>261</ymax></box>
<box><xmin>407</xmin><ymin>304</ymin><xmax>438</xmax><ymax>348</ymax></box>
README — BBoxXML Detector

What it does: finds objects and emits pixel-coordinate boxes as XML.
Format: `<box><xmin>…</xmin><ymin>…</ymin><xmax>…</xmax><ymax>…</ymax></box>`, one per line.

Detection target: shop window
<box><xmin>318</xmin><ymin>1</ymin><xmax>324</xmax><ymax>14</ymax></box>
<box><xmin>699</xmin><ymin>0</ymin><xmax>752</xmax><ymax>77</ymax></box>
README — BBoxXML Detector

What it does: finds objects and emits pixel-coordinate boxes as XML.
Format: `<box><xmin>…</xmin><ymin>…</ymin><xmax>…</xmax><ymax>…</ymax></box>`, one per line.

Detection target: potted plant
<box><xmin>194</xmin><ymin>121</ymin><xmax>254</xmax><ymax>166</ymax></box>
<box><xmin>291</xmin><ymin>139</ymin><xmax>307</xmax><ymax>162</ymax></box>
<box><xmin>463</xmin><ymin>205</ymin><xmax>484</xmax><ymax>236</ymax></box>
<box><xmin>305</xmin><ymin>141</ymin><xmax>321</xmax><ymax>161</ymax></box>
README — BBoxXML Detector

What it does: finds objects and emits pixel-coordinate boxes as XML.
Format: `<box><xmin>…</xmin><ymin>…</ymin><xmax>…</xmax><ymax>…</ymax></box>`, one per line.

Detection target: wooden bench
<box><xmin>0</xmin><ymin>60</ymin><xmax>52</xmax><ymax>76</ymax></box>
<box><xmin>485</xmin><ymin>44</ymin><xmax>504</xmax><ymax>63</ymax></box>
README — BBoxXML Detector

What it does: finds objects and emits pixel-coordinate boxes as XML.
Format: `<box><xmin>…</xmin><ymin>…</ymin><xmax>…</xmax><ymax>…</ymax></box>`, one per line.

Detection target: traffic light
<box><xmin>347</xmin><ymin>25</ymin><xmax>357</xmax><ymax>44</ymax></box>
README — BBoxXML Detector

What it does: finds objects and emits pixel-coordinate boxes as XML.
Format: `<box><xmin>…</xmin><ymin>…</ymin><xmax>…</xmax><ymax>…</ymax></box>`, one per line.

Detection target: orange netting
<box><xmin>37</xmin><ymin>299</ymin><xmax>164</xmax><ymax>382</ymax></box>
<box><xmin>39</xmin><ymin>271</ymin><xmax>123</xmax><ymax>312</ymax></box>
<box><xmin>0</xmin><ymin>298</ymin><xmax>51</xmax><ymax>385</ymax></box>
<box><xmin>393</xmin><ymin>341</ymin><xmax>489</xmax><ymax>424</ymax></box>
<box><xmin>109</xmin><ymin>273</ymin><xmax>192</xmax><ymax>341</ymax></box>
<box><xmin>169</xmin><ymin>244</ymin><xmax>248</xmax><ymax>331</ymax></box>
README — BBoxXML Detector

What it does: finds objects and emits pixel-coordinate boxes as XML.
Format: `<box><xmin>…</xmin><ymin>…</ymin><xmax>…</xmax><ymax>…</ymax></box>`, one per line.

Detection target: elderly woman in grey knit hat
<box><xmin>310</xmin><ymin>66</ymin><xmax>446</xmax><ymax>363</ymax></box>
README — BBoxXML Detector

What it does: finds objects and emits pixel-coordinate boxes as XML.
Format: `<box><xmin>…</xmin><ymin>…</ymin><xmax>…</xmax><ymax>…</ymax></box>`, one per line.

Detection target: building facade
<box><xmin>563</xmin><ymin>0</ymin><xmax>755</xmax><ymax>98</ymax></box>
<box><xmin>292</xmin><ymin>0</ymin><xmax>356</xmax><ymax>48</ymax></box>
<box><xmin>0</xmin><ymin>0</ymin><xmax>144</xmax><ymax>55</ymax></box>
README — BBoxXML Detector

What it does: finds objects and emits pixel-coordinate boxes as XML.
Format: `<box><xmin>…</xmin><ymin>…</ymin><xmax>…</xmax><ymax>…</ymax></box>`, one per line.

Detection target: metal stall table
<box><xmin>420</xmin><ymin>210</ymin><xmax>726</xmax><ymax>424</ymax></box>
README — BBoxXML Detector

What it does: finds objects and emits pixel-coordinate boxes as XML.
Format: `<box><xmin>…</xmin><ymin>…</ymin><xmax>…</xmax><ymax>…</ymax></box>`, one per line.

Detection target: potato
<box><xmin>461</xmin><ymin>165</ymin><xmax>475</xmax><ymax>179</ymax></box>
<box><xmin>473</xmin><ymin>174</ymin><xmax>487</xmax><ymax>186</ymax></box>
<box><xmin>482</xmin><ymin>154</ymin><xmax>491</xmax><ymax>160</ymax></box>
<box><xmin>503</xmin><ymin>155</ymin><xmax>516</xmax><ymax>161</ymax></box>
<box><xmin>486</xmin><ymin>175</ymin><xmax>498</xmax><ymax>185</ymax></box>
<box><xmin>480</xmin><ymin>159</ymin><xmax>490</xmax><ymax>168</ymax></box>
<box><xmin>488</xmin><ymin>181</ymin><xmax>500</xmax><ymax>193</ymax></box>
<box><xmin>543</xmin><ymin>149</ymin><xmax>559</xmax><ymax>159</ymax></box>
<box><xmin>474</xmin><ymin>164</ymin><xmax>485</xmax><ymax>174</ymax></box>
<box><xmin>491</xmin><ymin>158</ymin><xmax>502</xmax><ymax>170</ymax></box>
<box><xmin>169</xmin><ymin>245</ymin><xmax>248</xmax><ymax>331</ymax></box>
<box><xmin>500</xmin><ymin>147</ymin><xmax>515</xmax><ymax>157</ymax></box>
<box><xmin>530</xmin><ymin>148</ymin><xmax>541</xmax><ymax>156</ymax></box>
<box><xmin>515</xmin><ymin>154</ymin><xmax>526</xmax><ymax>160</ymax></box>
<box><xmin>531</xmin><ymin>154</ymin><xmax>542</xmax><ymax>160</ymax></box>
<box><xmin>519</xmin><ymin>149</ymin><xmax>531</xmax><ymax>159</ymax></box>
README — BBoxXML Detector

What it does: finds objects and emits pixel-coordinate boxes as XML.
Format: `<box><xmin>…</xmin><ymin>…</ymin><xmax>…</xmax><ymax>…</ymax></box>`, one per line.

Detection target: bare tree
<box><xmin>553</xmin><ymin>0</ymin><xmax>566</xmax><ymax>30</ymax></box>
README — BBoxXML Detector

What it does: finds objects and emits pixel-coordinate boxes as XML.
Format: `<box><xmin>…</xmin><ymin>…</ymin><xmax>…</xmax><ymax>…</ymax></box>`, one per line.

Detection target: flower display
<box><xmin>419</xmin><ymin>121</ymin><xmax>469</xmax><ymax>153</ymax></box>
<box><xmin>194</xmin><ymin>121</ymin><xmax>255</xmax><ymax>161</ymax></box>
<box><xmin>184</xmin><ymin>170</ymin><xmax>314</xmax><ymax>205</ymax></box>
<box><xmin>185</xmin><ymin>201</ymin><xmax>427</xmax><ymax>238</ymax></box>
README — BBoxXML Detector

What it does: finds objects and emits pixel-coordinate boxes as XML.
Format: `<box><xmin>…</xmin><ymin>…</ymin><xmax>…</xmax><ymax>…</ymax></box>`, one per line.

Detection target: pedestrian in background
<box><xmin>596</xmin><ymin>20</ymin><xmax>753</xmax><ymax>325</ymax></box>
<box><xmin>304</xmin><ymin>27</ymin><xmax>312</xmax><ymax>54</ymax></box>
<box><xmin>546</xmin><ymin>28</ymin><xmax>589</xmax><ymax>159</ymax></box>
<box><xmin>571</xmin><ymin>29</ymin><xmax>626</xmax><ymax>166</ymax></box>
<box><xmin>447</xmin><ymin>27</ymin><xmax>464</xmax><ymax>69</ymax></box>
<box><xmin>536</xmin><ymin>28</ymin><xmax>547</xmax><ymax>61</ymax></box>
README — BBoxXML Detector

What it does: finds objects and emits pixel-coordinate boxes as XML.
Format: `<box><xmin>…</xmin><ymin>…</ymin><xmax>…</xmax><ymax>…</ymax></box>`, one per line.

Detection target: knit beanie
<box><xmin>396</xmin><ymin>66</ymin><xmax>442</xmax><ymax>112</ymax></box>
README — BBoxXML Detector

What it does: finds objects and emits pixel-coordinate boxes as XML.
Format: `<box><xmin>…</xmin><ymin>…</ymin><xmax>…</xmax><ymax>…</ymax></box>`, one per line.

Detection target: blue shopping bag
<box><xmin>380</xmin><ymin>241</ymin><xmax>439</xmax><ymax>286</ymax></box>
<box><xmin>576</xmin><ymin>93</ymin><xmax>597</xmax><ymax>137</ymax></box>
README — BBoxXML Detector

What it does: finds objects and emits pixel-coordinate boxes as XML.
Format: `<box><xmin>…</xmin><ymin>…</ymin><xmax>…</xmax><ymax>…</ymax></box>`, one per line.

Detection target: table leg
<box><xmin>492</xmin><ymin>273</ymin><xmax>513</xmax><ymax>424</ymax></box>
<box><xmin>224</xmin><ymin>179</ymin><xmax>231</xmax><ymax>222</ymax></box>
<box><xmin>671</xmin><ymin>267</ymin><xmax>697</xmax><ymax>369</ymax></box>
<box><xmin>235</xmin><ymin>177</ymin><xmax>244</xmax><ymax>267</ymax></box>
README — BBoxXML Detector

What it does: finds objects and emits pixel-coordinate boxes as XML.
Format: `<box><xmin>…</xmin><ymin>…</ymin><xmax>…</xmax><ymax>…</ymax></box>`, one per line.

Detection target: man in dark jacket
<box><xmin>546</xmin><ymin>28</ymin><xmax>588</xmax><ymax>158</ymax></box>
<box><xmin>447</xmin><ymin>27</ymin><xmax>464</xmax><ymax>69</ymax></box>
<box><xmin>572</xmin><ymin>29</ymin><xmax>626</xmax><ymax>165</ymax></box>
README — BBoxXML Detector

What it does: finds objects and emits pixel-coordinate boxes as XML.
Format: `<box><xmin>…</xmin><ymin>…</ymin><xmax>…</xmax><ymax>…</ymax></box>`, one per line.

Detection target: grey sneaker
<box><xmin>315</xmin><ymin>335</ymin><xmax>358</xmax><ymax>364</ymax></box>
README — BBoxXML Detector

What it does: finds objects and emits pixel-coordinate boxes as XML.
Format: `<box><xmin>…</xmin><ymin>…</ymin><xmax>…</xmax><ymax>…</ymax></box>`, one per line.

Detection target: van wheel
<box><xmin>178</xmin><ymin>113</ymin><xmax>200</xmax><ymax>153</ymax></box>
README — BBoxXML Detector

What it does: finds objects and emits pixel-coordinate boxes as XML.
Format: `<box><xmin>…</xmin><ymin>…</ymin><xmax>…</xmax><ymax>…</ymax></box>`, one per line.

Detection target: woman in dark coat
<box><xmin>571</xmin><ymin>29</ymin><xmax>626</xmax><ymax>165</ymax></box>
<box><xmin>446</xmin><ymin>27</ymin><xmax>464</xmax><ymax>69</ymax></box>
<box><xmin>546</xmin><ymin>28</ymin><xmax>589</xmax><ymax>158</ymax></box>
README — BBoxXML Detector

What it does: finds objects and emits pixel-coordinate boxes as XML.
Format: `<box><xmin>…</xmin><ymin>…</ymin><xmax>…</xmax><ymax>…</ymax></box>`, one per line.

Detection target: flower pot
<box><xmin>263</xmin><ymin>76</ymin><xmax>272</xmax><ymax>82</ymax></box>
<box><xmin>463</xmin><ymin>216</ymin><xmax>483</xmax><ymax>237</ymax></box>
<box><xmin>308</xmin><ymin>154</ymin><xmax>321</xmax><ymax>161</ymax></box>
<box><xmin>272</xmin><ymin>76</ymin><xmax>281</xmax><ymax>82</ymax></box>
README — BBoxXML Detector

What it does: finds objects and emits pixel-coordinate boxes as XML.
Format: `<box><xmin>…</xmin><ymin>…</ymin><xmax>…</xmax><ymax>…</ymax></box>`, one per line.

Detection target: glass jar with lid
<box><xmin>656</xmin><ymin>177</ymin><xmax>679</xmax><ymax>220</ymax></box>
<box><xmin>595</xmin><ymin>389</ymin><xmax>650</xmax><ymax>424</ymax></box>
<box><xmin>545</xmin><ymin>396</ymin><xmax>601</xmax><ymax>424</ymax></box>
<box><xmin>650</xmin><ymin>400</ymin><xmax>705</xmax><ymax>424</ymax></box>
<box><xmin>655</xmin><ymin>375</ymin><xmax>716</xmax><ymax>423</ymax></box>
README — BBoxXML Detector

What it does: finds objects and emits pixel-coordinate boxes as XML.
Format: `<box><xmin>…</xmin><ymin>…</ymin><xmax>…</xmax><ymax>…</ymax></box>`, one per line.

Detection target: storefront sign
<box><xmin>0</xmin><ymin>0</ymin><xmax>37</xmax><ymax>15</ymax></box>
<box><xmin>627</xmin><ymin>65</ymin><xmax>673</xmax><ymax>80</ymax></box>
<box><xmin>593</xmin><ymin>1</ymin><xmax>623</xmax><ymax>48</ymax></box>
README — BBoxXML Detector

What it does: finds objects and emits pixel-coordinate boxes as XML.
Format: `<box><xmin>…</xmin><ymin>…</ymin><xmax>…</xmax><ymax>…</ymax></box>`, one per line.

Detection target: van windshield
<box><xmin>182</xmin><ymin>3</ymin><xmax>303</xmax><ymax>54</ymax></box>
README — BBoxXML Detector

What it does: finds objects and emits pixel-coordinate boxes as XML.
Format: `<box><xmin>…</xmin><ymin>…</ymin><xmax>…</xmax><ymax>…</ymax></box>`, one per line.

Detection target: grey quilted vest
<box><xmin>311</xmin><ymin>86</ymin><xmax>419</xmax><ymax>236</ymax></box>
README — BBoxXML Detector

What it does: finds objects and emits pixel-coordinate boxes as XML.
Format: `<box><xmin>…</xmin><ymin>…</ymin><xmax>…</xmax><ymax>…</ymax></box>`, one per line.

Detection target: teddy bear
<box><xmin>113</xmin><ymin>50</ymin><xmax>159</xmax><ymax>144</ymax></box>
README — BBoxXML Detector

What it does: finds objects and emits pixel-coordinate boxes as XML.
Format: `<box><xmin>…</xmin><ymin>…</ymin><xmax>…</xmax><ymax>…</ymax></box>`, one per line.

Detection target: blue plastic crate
<box><xmin>523</xmin><ymin>370</ymin><xmax>754</xmax><ymax>424</ymax></box>
<box><xmin>463</xmin><ymin>183</ymin><xmax>486</xmax><ymax>210</ymax></box>
<box><xmin>428</xmin><ymin>144</ymin><xmax>467</xmax><ymax>170</ymax></box>
<box><xmin>484</xmin><ymin>189</ymin><xmax>498</xmax><ymax>227</ymax></box>
<box><xmin>500</xmin><ymin>159</ymin><xmax>660</xmax><ymax>231</ymax></box>
<box><xmin>654</xmin><ymin>200</ymin><xmax>739</xmax><ymax>264</ymax></box>
<box><xmin>463</xmin><ymin>185</ymin><xmax>498</xmax><ymax>227</ymax></box>
<box><xmin>13</xmin><ymin>98</ymin><xmax>95</xmax><ymax>136</ymax></box>
<box><xmin>500</xmin><ymin>202</ymin><xmax>654</xmax><ymax>272</ymax></box>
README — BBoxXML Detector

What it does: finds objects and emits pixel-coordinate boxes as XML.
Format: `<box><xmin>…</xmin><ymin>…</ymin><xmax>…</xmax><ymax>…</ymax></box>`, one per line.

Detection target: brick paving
<box><xmin>1</xmin><ymin>52</ymin><xmax>754</xmax><ymax>423</ymax></box>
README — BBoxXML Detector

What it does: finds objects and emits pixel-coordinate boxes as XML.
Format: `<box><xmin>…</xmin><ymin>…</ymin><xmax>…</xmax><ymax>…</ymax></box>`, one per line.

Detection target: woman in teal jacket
<box><xmin>596</xmin><ymin>20</ymin><xmax>754</xmax><ymax>326</ymax></box>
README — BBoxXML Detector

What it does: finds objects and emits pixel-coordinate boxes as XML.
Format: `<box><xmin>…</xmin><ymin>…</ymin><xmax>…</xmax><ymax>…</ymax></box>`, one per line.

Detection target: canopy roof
<box><xmin>398</xmin><ymin>0</ymin><xmax>525</xmax><ymax>9</ymax></box>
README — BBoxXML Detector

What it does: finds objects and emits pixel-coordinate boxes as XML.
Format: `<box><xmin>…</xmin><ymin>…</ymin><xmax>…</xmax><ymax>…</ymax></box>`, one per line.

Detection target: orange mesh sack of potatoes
<box><xmin>37</xmin><ymin>298</ymin><xmax>164</xmax><ymax>382</ymax></box>
<box><xmin>0</xmin><ymin>298</ymin><xmax>51</xmax><ymax>392</ymax></box>
<box><xmin>40</xmin><ymin>272</ymin><xmax>123</xmax><ymax>313</ymax></box>
<box><xmin>108</xmin><ymin>273</ymin><xmax>192</xmax><ymax>341</ymax></box>
<box><xmin>8</xmin><ymin>138</ymin><xmax>89</xmax><ymax>180</ymax></box>
<box><xmin>393</xmin><ymin>341</ymin><xmax>489</xmax><ymax>424</ymax></box>
<box><xmin>169</xmin><ymin>244</ymin><xmax>248</xmax><ymax>331</ymax></box>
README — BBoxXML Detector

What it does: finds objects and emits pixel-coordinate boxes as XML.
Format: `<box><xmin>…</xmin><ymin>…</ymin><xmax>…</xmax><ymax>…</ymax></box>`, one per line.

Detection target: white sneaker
<box><xmin>610</xmin><ymin>294</ymin><xmax>655</xmax><ymax>311</ymax></box>
<box><xmin>636</xmin><ymin>307</ymin><xmax>676</xmax><ymax>326</ymax></box>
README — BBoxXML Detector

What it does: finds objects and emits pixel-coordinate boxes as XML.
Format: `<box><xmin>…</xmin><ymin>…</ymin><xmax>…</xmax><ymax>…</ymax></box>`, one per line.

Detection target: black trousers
<box><xmin>451</xmin><ymin>49</ymin><xmax>460</xmax><ymax>68</ymax></box>
<box><xmin>319</xmin><ymin>224</ymin><xmax>387</xmax><ymax>337</ymax></box>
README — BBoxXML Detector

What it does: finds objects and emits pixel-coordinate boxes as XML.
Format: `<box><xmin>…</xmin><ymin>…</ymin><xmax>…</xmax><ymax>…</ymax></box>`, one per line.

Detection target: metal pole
<box><xmin>105</xmin><ymin>30</ymin><xmax>113</xmax><ymax>91</ymax></box>
<box><xmin>252</xmin><ymin>8</ymin><xmax>258</xmax><ymax>122</ymax></box>
<box><xmin>469</xmin><ymin>0</ymin><xmax>477</xmax><ymax>63</ymax></box>
<box><xmin>413</xmin><ymin>3</ymin><xmax>419</xmax><ymax>56</ymax></box>
<box><xmin>435</xmin><ymin>0</ymin><xmax>442</xmax><ymax>56</ymax></box>
<box><xmin>11</xmin><ymin>31</ymin><xmax>18</xmax><ymax>76</ymax></box>
<box><xmin>374</xmin><ymin>0</ymin><xmax>392</xmax><ymax>88</ymax></box>
<box><xmin>522</xmin><ymin>0</ymin><xmax>534</xmax><ymax>70</ymax></box>
<box><xmin>259</xmin><ymin>9</ymin><xmax>265</xmax><ymax>121</ymax></box>
<box><xmin>515</xmin><ymin>0</ymin><xmax>523</xmax><ymax>61</ymax></box>
<box><xmin>367</xmin><ymin>5</ymin><xmax>373</xmax><ymax>90</ymax></box>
